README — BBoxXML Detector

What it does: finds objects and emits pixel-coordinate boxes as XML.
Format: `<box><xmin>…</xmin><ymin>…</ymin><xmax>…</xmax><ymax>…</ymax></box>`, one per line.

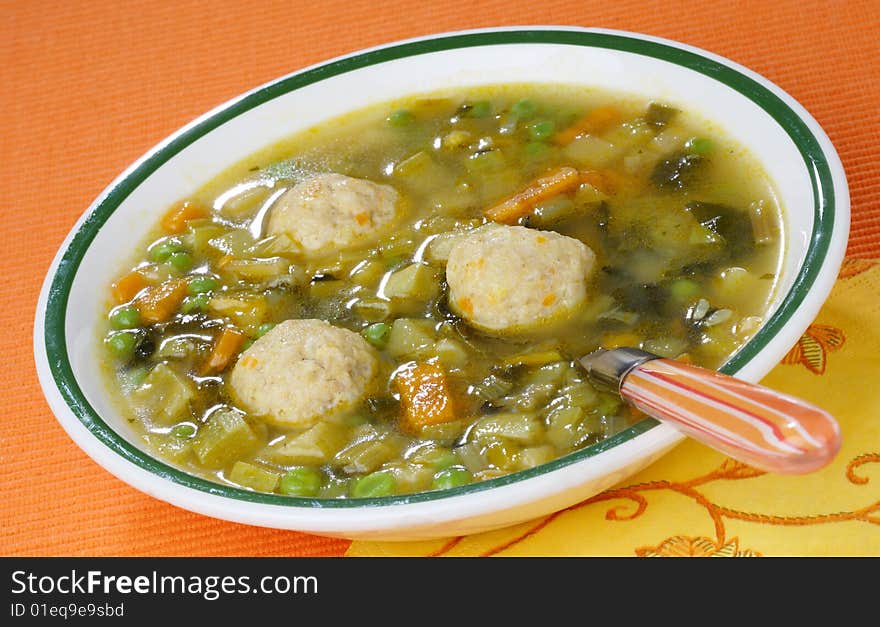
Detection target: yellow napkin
<box><xmin>348</xmin><ymin>259</ymin><xmax>880</xmax><ymax>556</ymax></box>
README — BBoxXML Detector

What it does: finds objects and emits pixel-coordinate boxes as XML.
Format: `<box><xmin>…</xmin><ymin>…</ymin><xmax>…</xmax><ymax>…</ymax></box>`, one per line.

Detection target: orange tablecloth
<box><xmin>3</xmin><ymin>0</ymin><xmax>878</xmax><ymax>557</ymax></box>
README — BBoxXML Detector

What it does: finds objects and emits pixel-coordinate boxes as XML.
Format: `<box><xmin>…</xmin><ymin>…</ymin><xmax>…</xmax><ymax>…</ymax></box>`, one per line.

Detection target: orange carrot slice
<box><xmin>484</xmin><ymin>166</ymin><xmax>581</xmax><ymax>224</ymax></box>
<box><xmin>112</xmin><ymin>270</ymin><xmax>148</xmax><ymax>304</ymax></box>
<box><xmin>200</xmin><ymin>327</ymin><xmax>246</xmax><ymax>375</ymax></box>
<box><xmin>553</xmin><ymin>105</ymin><xmax>620</xmax><ymax>145</ymax></box>
<box><xmin>394</xmin><ymin>362</ymin><xmax>457</xmax><ymax>434</ymax></box>
<box><xmin>161</xmin><ymin>201</ymin><xmax>210</xmax><ymax>234</ymax></box>
<box><xmin>136</xmin><ymin>279</ymin><xmax>187</xmax><ymax>324</ymax></box>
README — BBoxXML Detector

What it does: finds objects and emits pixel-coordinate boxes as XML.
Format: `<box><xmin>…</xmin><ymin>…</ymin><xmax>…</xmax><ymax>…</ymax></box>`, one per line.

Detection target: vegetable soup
<box><xmin>100</xmin><ymin>84</ymin><xmax>783</xmax><ymax>498</ymax></box>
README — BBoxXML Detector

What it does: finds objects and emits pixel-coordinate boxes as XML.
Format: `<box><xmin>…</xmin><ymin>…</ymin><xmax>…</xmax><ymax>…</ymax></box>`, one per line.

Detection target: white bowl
<box><xmin>34</xmin><ymin>27</ymin><xmax>849</xmax><ymax>541</ymax></box>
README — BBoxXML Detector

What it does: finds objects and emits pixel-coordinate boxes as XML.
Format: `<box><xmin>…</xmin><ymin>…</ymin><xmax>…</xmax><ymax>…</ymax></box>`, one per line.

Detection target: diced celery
<box><xmin>557</xmin><ymin>382</ymin><xmax>599</xmax><ymax>409</ymax></box>
<box><xmin>563</xmin><ymin>135</ymin><xmax>616</xmax><ymax>167</ymax></box>
<box><xmin>546</xmin><ymin>406</ymin><xmax>588</xmax><ymax>450</ymax></box>
<box><xmin>143</xmin><ymin>432</ymin><xmax>192</xmax><ymax>463</ymax></box>
<box><xmin>318</xmin><ymin>477</ymin><xmax>353</xmax><ymax>499</ymax></box>
<box><xmin>352</xmin><ymin>298</ymin><xmax>392</xmax><ymax>322</ymax></box>
<box><xmin>308</xmin><ymin>279</ymin><xmax>346</xmax><ymax>300</ymax></box>
<box><xmin>428</xmin><ymin>181</ymin><xmax>479</xmax><ymax>216</ymax></box>
<box><xmin>432</xmin><ymin>337</ymin><xmax>469</xmax><ymax>369</ymax></box>
<box><xmin>454</xmin><ymin>441</ymin><xmax>488</xmax><ymax>474</ymax></box>
<box><xmin>217</xmin><ymin>185</ymin><xmax>271</xmax><ymax>219</ymax></box>
<box><xmin>417</xmin><ymin>419</ymin><xmax>467</xmax><ymax>442</ymax></box>
<box><xmin>516</xmin><ymin>445</ymin><xmax>557</xmax><ymax>470</ymax></box>
<box><xmin>136</xmin><ymin>262</ymin><xmax>177</xmax><ymax>284</ymax></box>
<box><xmin>529</xmin><ymin>195</ymin><xmax>575</xmax><ymax>227</ymax></box>
<box><xmin>385</xmin><ymin>318</ymin><xmax>435</xmax><ymax>358</ymax></box>
<box><xmin>484</xmin><ymin>440</ymin><xmax>521</xmax><ymax>470</ymax></box>
<box><xmin>501</xmin><ymin>350</ymin><xmax>564</xmax><ymax>368</ymax></box>
<box><xmin>592</xmin><ymin>394</ymin><xmax>623</xmax><ymax>418</ymax></box>
<box><xmin>393</xmin><ymin>151</ymin><xmax>433</xmax><ymax>177</ymax></box>
<box><xmin>378</xmin><ymin>235</ymin><xmax>417</xmax><ymax>260</ymax></box>
<box><xmin>642</xmin><ymin>337</ymin><xmax>689</xmax><ymax>359</ymax></box>
<box><xmin>522</xmin><ymin>361</ymin><xmax>571</xmax><ymax>386</ymax></box>
<box><xmin>221</xmin><ymin>257</ymin><xmax>291</xmax><ymax>281</ymax></box>
<box><xmin>156</xmin><ymin>336</ymin><xmax>197</xmax><ymax>360</ymax></box>
<box><xmin>208</xmin><ymin>295</ymin><xmax>268</xmax><ymax>331</ymax></box>
<box><xmin>249</xmin><ymin>233</ymin><xmax>301</xmax><ymax>256</ymax></box>
<box><xmin>469</xmin><ymin>374</ymin><xmax>514</xmax><ymax>404</ymax></box>
<box><xmin>465</xmin><ymin>150</ymin><xmax>506</xmax><ymax>174</ymax></box>
<box><xmin>349</xmin><ymin>259</ymin><xmax>386</xmax><ymax>287</ymax></box>
<box><xmin>187</xmin><ymin>221</ymin><xmax>226</xmax><ymax>258</ymax></box>
<box><xmin>267</xmin><ymin>422</ymin><xmax>350</xmax><ymax>465</ymax></box>
<box><xmin>423</xmin><ymin>232</ymin><xmax>464</xmax><ymax>264</ymax></box>
<box><xmin>469</xmin><ymin>412</ymin><xmax>543</xmax><ymax>445</ymax></box>
<box><xmin>228</xmin><ymin>461</ymin><xmax>280</xmax><ymax>492</ymax></box>
<box><xmin>132</xmin><ymin>363</ymin><xmax>194</xmax><ymax>426</ymax></box>
<box><xmin>440</xmin><ymin>130</ymin><xmax>472</xmax><ymax>150</ymax></box>
<box><xmin>407</xmin><ymin>444</ymin><xmax>459</xmax><ymax>469</ymax></box>
<box><xmin>712</xmin><ymin>266</ymin><xmax>760</xmax><ymax>308</ymax></box>
<box><xmin>573</xmin><ymin>183</ymin><xmax>608</xmax><ymax>206</ymax></box>
<box><xmin>498</xmin><ymin>383</ymin><xmax>557</xmax><ymax>412</ymax></box>
<box><xmin>334</xmin><ymin>437</ymin><xmax>399</xmax><ymax>474</ymax></box>
<box><xmin>381</xmin><ymin>461</ymin><xmax>434</xmax><ymax>494</ymax></box>
<box><xmin>749</xmin><ymin>200</ymin><xmax>777</xmax><ymax>245</ymax></box>
<box><xmin>191</xmin><ymin>408</ymin><xmax>261</xmax><ymax>468</ymax></box>
<box><xmin>208</xmin><ymin>229</ymin><xmax>255</xmax><ymax>256</ymax></box>
<box><xmin>383</xmin><ymin>263</ymin><xmax>441</xmax><ymax>301</ymax></box>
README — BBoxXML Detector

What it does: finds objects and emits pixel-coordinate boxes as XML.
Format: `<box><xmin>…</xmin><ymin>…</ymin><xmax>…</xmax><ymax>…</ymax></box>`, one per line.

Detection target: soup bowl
<box><xmin>34</xmin><ymin>27</ymin><xmax>849</xmax><ymax>541</ymax></box>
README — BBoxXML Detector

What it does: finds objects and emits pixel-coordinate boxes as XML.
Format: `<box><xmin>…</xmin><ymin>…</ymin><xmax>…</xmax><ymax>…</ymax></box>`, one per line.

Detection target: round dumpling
<box><xmin>445</xmin><ymin>224</ymin><xmax>596</xmax><ymax>333</ymax></box>
<box><xmin>266</xmin><ymin>173</ymin><xmax>399</xmax><ymax>254</ymax></box>
<box><xmin>228</xmin><ymin>319</ymin><xmax>378</xmax><ymax>428</ymax></box>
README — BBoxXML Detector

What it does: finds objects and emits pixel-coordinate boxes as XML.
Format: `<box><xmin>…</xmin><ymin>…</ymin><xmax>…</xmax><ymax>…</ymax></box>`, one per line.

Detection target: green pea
<box><xmin>109</xmin><ymin>305</ymin><xmax>141</xmax><ymax>330</ymax></box>
<box><xmin>468</xmin><ymin>100</ymin><xmax>492</xmax><ymax>118</ymax></box>
<box><xmin>686</xmin><ymin>137</ymin><xmax>714</xmax><ymax>155</ymax></box>
<box><xmin>527</xmin><ymin>120</ymin><xmax>556</xmax><ymax>141</ymax></box>
<box><xmin>256</xmin><ymin>323</ymin><xmax>275</xmax><ymax>338</ymax></box>
<box><xmin>180</xmin><ymin>293</ymin><xmax>209</xmax><ymax>314</ymax></box>
<box><xmin>511</xmin><ymin>99</ymin><xmax>537</xmax><ymax>119</ymax></box>
<box><xmin>279</xmin><ymin>467</ymin><xmax>324</xmax><ymax>497</ymax></box>
<box><xmin>361</xmin><ymin>322</ymin><xmax>390</xmax><ymax>347</ymax></box>
<box><xmin>171</xmin><ymin>423</ymin><xmax>196</xmax><ymax>438</ymax></box>
<box><xmin>242</xmin><ymin>339</ymin><xmax>255</xmax><ymax>350</ymax></box>
<box><xmin>351</xmin><ymin>470</ymin><xmax>396</xmax><ymax>498</ymax></box>
<box><xmin>432</xmin><ymin>466</ymin><xmax>473</xmax><ymax>491</ymax></box>
<box><xmin>168</xmin><ymin>251</ymin><xmax>193</xmax><ymax>272</ymax></box>
<box><xmin>668</xmin><ymin>278</ymin><xmax>702</xmax><ymax>304</ymax></box>
<box><xmin>148</xmin><ymin>239</ymin><xmax>185</xmax><ymax>262</ymax></box>
<box><xmin>387</xmin><ymin>109</ymin><xmax>414</xmax><ymax>126</ymax></box>
<box><xmin>187</xmin><ymin>276</ymin><xmax>218</xmax><ymax>295</ymax></box>
<box><xmin>105</xmin><ymin>331</ymin><xmax>138</xmax><ymax>359</ymax></box>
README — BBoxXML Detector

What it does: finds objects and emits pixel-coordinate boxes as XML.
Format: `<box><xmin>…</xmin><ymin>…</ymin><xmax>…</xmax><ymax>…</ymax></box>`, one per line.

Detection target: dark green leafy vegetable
<box><xmin>687</xmin><ymin>201</ymin><xmax>754</xmax><ymax>260</ymax></box>
<box><xmin>644</xmin><ymin>102</ymin><xmax>678</xmax><ymax>128</ymax></box>
<box><xmin>651</xmin><ymin>150</ymin><xmax>705</xmax><ymax>190</ymax></box>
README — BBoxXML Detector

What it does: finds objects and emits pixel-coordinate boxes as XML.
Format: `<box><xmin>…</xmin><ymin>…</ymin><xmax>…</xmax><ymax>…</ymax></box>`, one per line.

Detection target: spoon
<box><xmin>579</xmin><ymin>347</ymin><xmax>841</xmax><ymax>474</ymax></box>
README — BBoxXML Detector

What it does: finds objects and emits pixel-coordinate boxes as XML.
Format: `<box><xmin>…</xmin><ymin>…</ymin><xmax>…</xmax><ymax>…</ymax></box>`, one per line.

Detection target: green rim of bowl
<box><xmin>44</xmin><ymin>29</ymin><xmax>836</xmax><ymax>509</ymax></box>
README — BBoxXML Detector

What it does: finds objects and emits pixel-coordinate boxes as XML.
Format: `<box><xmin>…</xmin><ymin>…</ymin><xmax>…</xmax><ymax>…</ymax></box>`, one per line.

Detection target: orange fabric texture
<box><xmin>3</xmin><ymin>0</ymin><xmax>878</xmax><ymax>556</ymax></box>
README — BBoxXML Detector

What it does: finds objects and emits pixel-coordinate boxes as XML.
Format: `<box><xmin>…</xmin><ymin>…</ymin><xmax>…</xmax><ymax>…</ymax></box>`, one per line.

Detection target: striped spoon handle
<box><xmin>581</xmin><ymin>349</ymin><xmax>841</xmax><ymax>474</ymax></box>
